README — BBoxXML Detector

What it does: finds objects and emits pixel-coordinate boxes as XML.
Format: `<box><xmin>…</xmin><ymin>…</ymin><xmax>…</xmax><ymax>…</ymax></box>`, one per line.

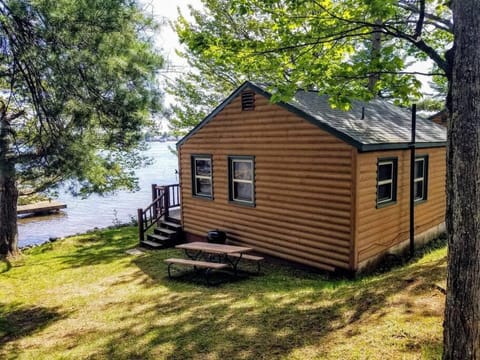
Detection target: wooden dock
<box><xmin>17</xmin><ymin>201</ymin><xmax>67</xmax><ymax>216</ymax></box>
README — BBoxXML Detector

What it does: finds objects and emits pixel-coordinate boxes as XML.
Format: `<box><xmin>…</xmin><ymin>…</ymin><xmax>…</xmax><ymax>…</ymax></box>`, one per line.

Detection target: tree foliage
<box><xmin>167</xmin><ymin>0</ymin><xmax>452</xmax><ymax>134</ymax></box>
<box><xmin>0</xmin><ymin>0</ymin><xmax>163</xmax><ymax>195</ymax></box>
<box><xmin>0</xmin><ymin>0</ymin><xmax>163</xmax><ymax>256</ymax></box>
<box><xmin>166</xmin><ymin>1</ymin><xmax>245</xmax><ymax>135</ymax></box>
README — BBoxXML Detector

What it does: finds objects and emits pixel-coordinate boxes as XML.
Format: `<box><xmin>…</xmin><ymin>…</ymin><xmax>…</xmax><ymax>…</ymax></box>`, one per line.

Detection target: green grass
<box><xmin>0</xmin><ymin>228</ymin><xmax>446</xmax><ymax>359</ymax></box>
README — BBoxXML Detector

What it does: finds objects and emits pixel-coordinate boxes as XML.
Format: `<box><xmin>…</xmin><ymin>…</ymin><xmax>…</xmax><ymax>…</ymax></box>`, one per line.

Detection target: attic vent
<box><xmin>241</xmin><ymin>91</ymin><xmax>255</xmax><ymax>111</ymax></box>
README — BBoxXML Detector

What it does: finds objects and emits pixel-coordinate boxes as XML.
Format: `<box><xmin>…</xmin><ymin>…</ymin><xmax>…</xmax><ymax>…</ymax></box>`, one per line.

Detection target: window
<box><xmin>414</xmin><ymin>155</ymin><xmax>428</xmax><ymax>202</ymax></box>
<box><xmin>376</xmin><ymin>158</ymin><xmax>398</xmax><ymax>206</ymax></box>
<box><xmin>228</xmin><ymin>156</ymin><xmax>255</xmax><ymax>206</ymax></box>
<box><xmin>191</xmin><ymin>155</ymin><xmax>212</xmax><ymax>198</ymax></box>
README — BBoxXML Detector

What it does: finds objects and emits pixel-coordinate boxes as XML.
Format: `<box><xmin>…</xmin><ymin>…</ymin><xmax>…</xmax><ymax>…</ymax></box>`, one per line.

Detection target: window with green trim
<box><xmin>228</xmin><ymin>156</ymin><xmax>255</xmax><ymax>206</ymax></box>
<box><xmin>376</xmin><ymin>158</ymin><xmax>398</xmax><ymax>206</ymax></box>
<box><xmin>414</xmin><ymin>155</ymin><xmax>428</xmax><ymax>202</ymax></box>
<box><xmin>191</xmin><ymin>155</ymin><xmax>212</xmax><ymax>198</ymax></box>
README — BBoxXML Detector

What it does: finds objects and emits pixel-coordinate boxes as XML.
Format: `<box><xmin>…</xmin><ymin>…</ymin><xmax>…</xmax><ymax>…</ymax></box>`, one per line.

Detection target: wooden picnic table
<box><xmin>176</xmin><ymin>242</ymin><xmax>253</xmax><ymax>256</ymax></box>
<box><xmin>165</xmin><ymin>242</ymin><xmax>254</xmax><ymax>284</ymax></box>
<box><xmin>176</xmin><ymin>242</ymin><xmax>253</xmax><ymax>274</ymax></box>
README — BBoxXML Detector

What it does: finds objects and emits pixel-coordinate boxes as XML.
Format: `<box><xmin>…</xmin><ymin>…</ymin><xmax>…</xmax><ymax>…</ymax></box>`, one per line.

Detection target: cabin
<box><xmin>143</xmin><ymin>81</ymin><xmax>447</xmax><ymax>273</ymax></box>
<box><xmin>429</xmin><ymin>109</ymin><xmax>448</xmax><ymax>126</ymax></box>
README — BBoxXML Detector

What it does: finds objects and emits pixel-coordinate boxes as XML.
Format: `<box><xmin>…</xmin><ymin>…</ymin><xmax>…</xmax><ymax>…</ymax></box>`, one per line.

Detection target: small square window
<box><xmin>233</xmin><ymin>182</ymin><xmax>253</xmax><ymax>202</ymax></box>
<box><xmin>378</xmin><ymin>163</ymin><xmax>393</xmax><ymax>182</ymax></box>
<box><xmin>414</xmin><ymin>181</ymin><xmax>424</xmax><ymax>199</ymax></box>
<box><xmin>415</xmin><ymin>160</ymin><xmax>424</xmax><ymax>178</ymax></box>
<box><xmin>378</xmin><ymin>183</ymin><xmax>392</xmax><ymax>202</ymax></box>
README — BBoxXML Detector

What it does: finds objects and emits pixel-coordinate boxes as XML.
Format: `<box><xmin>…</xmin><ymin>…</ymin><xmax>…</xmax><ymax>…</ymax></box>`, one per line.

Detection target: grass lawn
<box><xmin>0</xmin><ymin>227</ymin><xmax>446</xmax><ymax>359</ymax></box>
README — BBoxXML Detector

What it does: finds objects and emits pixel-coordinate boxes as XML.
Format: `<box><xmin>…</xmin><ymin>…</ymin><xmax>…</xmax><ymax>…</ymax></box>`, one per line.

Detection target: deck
<box><xmin>17</xmin><ymin>201</ymin><xmax>67</xmax><ymax>216</ymax></box>
<box><xmin>168</xmin><ymin>207</ymin><xmax>181</xmax><ymax>222</ymax></box>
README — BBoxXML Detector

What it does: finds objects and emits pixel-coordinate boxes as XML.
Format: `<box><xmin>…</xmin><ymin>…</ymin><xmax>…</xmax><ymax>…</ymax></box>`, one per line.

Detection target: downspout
<box><xmin>409</xmin><ymin>104</ymin><xmax>417</xmax><ymax>257</ymax></box>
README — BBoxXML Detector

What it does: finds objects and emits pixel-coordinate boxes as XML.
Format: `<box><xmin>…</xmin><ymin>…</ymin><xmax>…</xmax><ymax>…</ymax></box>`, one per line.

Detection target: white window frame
<box><xmin>192</xmin><ymin>155</ymin><xmax>212</xmax><ymax>198</ymax></box>
<box><xmin>377</xmin><ymin>159</ymin><xmax>397</xmax><ymax>206</ymax></box>
<box><xmin>414</xmin><ymin>156</ymin><xmax>428</xmax><ymax>202</ymax></box>
<box><xmin>229</xmin><ymin>156</ymin><xmax>255</xmax><ymax>205</ymax></box>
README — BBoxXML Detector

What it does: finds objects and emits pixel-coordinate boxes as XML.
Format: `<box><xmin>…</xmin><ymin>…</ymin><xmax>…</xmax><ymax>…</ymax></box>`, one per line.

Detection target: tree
<box><xmin>0</xmin><ymin>0</ymin><xmax>163</xmax><ymax>257</ymax></box>
<box><xmin>166</xmin><ymin>1</ymin><xmax>246</xmax><ymax>135</ymax></box>
<box><xmin>170</xmin><ymin>0</ymin><xmax>478</xmax><ymax>357</ymax></box>
<box><xmin>443</xmin><ymin>1</ymin><xmax>480</xmax><ymax>358</ymax></box>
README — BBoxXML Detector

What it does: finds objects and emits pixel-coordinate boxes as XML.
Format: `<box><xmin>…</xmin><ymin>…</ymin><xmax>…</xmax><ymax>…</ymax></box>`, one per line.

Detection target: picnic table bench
<box><xmin>228</xmin><ymin>253</ymin><xmax>264</xmax><ymax>274</ymax></box>
<box><xmin>165</xmin><ymin>258</ymin><xmax>229</xmax><ymax>285</ymax></box>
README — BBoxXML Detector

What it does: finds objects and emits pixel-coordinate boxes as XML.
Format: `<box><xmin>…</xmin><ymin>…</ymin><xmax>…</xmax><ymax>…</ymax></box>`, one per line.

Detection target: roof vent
<box><xmin>361</xmin><ymin>106</ymin><xmax>365</xmax><ymax>120</ymax></box>
<box><xmin>241</xmin><ymin>91</ymin><xmax>255</xmax><ymax>111</ymax></box>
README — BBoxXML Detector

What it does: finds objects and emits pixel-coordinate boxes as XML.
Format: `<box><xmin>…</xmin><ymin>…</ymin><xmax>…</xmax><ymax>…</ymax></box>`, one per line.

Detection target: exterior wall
<box><xmin>179</xmin><ymin>95</ymin><xmax>354</xmax><ymax>271</ymax></box>
<box><xmin>355</xmin><ymin>147</ymin><xmax>446</xmax><ymax>270</ymax></box>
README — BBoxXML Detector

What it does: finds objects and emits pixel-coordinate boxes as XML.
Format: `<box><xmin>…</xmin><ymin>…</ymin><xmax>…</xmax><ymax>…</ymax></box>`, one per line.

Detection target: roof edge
<box><xmin>359</xmin><ymin>141</ymin><xmax>446</xmax><ymax>152</ymax></box>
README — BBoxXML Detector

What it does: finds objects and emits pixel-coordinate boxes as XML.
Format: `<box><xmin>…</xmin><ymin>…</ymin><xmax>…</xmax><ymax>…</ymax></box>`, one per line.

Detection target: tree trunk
<box><xmin>0</xmin><ymin>117</ymin><xmax>19</xmax><ymax>258</ymax></box>
<box><xmin>443</xmin><ymin>0</ymin><xmax>480</xmax><ymax>358</ymax></box>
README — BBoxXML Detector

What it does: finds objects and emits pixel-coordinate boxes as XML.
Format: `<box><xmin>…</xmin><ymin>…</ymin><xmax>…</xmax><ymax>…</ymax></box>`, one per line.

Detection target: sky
<box><xmin>138</xmin><ymin>0</ymin><xmax>204</xmax><ymax>129</ymax></box>
<box><xmin>141</xmin><ymin>0</ymin><xmax>203</xmax><ymax>76</ymax></box>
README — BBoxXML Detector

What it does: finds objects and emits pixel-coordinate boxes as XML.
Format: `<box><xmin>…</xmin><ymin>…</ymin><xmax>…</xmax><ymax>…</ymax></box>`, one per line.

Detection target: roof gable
<box><xmin>177</xmin><ymin>81</ymin><xmax>446</xmax><ymax>151</ymax></box>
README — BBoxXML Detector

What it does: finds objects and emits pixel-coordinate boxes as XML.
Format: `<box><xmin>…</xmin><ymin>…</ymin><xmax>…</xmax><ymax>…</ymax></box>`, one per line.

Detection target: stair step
<box><xmin>147</xmin><ymin>234</ymin><xmax>170</xmax><ymax>243</ymax></box>
<box><xmin>160</xmin><ymin>221</ymin><xmax>182</xmax><ymax>229</ymax></box>
<box><xmin>141</xmin><ymin>240</ymin><xmax>163</xmax><ymax>248</ymax></box>
<box><xmin>155</xmin><ymin>227</ymin><xmax>176</xmax><ymax>236</ymax></box>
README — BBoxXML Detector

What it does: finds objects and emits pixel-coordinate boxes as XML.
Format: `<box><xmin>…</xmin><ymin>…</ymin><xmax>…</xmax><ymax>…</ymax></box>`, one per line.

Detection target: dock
<box><xmin>17</xmin><ymin>201</ymin><xmax>67</xmax><ymax>216</ymax></box>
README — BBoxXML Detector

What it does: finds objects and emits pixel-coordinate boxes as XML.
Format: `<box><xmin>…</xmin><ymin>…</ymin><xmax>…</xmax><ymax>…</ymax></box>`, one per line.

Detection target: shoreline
<box><xmin>19</xmin><ymin>221</ymin><xmax>137</xmax><ymax>251</ymax></box>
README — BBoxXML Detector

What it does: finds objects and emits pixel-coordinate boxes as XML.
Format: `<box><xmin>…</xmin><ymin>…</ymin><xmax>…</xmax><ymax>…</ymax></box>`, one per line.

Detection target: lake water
<box><xmin>18</xmin><ymin>142</ymin><xmax>179</xmax><ymax>247</ymax></box>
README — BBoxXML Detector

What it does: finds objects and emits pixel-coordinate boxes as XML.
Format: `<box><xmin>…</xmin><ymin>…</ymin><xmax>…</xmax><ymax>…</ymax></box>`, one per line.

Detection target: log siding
<box><xmin>179</xmin><ymin>95</ymin><xmax>354</xmax><ymax>271</ymax></box>
<box><xmin>178</xmin><ymin>89</ymin><xmax>446</xmax><ymax>272</ymax></box>
<box><xmin>355</xmin><ymin>147</ymin><xmax>446</xmax><ymax>268</ymax></box>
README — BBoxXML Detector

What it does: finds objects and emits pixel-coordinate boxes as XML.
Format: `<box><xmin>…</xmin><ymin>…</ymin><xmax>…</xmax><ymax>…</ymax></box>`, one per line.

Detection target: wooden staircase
<box><xmin>141</xmin><ymin>219</ymin><xmax>183</xmax><ymax>249</ymax></box>
<box><xmin>138</xmin><ymin>184</ymin><xmax>183</xmax><ymax>250</ymax></box>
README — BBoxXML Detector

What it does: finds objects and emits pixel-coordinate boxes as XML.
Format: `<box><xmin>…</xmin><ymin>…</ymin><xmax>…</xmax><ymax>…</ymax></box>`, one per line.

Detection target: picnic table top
<box><xmin>175</xmin><ymin>242</ymin><xmax>253</xmax><ymax>254</ymax></box>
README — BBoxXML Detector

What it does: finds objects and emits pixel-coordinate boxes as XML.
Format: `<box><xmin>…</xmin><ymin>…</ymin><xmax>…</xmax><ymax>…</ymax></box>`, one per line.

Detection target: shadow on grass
<box><xmin>16</xmin><ymin>227</ymin><xmax>444</xmax><ymax>359</ymax></box>
<box><xmin>165</xmin><ymin>267</ymin><xmax>255</xmax><ymax>287</ymax></box>
<box><xmin>78</xmin><ymin>247</ymin><xmax>445</xmax><ymax>359</ymax></box>
<box><xmin>55</xmin><ymin>227</ymin><xmax>138</xmax><ymax>269</ymax></box>
<box><xmin>0</xmin><ymin>303</ymin><xmax>64</xmax><ymax>348</ymax></box>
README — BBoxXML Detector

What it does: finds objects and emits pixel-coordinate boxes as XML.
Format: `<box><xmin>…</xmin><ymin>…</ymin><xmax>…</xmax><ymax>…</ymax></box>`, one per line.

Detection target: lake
<box><xmin>18</xmin><ymin>142</ymin><xmax>178</xmax><ymax>247</ymax></box>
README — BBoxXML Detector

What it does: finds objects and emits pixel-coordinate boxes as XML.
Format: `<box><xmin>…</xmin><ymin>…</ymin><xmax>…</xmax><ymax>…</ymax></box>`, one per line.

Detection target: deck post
<box><xmin>151</xmin><ymin>183</ymin><xmax>157</xmax><ymax>202</ymax></box>
<box><xmin>151</xmin><ymin>184</ymin><xmax>158</xmax><ymax>219</ymax></box>
<box><xmin>164</xmin><ymin>185</ymin><xmax>170</xmax><ymax>220</ymax></box>
<box><xmin>137</xmin><ymin>208</ymin><xmax>145</xmax><ymax>243</ymax></box>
